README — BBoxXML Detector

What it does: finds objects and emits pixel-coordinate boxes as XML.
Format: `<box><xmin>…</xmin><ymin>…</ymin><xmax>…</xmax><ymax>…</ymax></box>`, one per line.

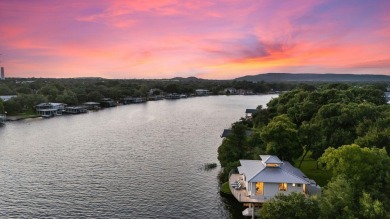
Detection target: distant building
<box><xmin>0</xmin><ymin>95</ymin><xmax>17</xmax><ymax>102</ymax></box>
<box><xmin>385</xmin><ymin>92</ymin><xmax>390</xmax><ymax>104</ymax></box>
<box><xmin>35</xmin><ymin>102</ymin><xmax>66</xmax><ymax>117</ymax></box>
<box><xmin>1</xmin><ymin>67</ymin><xmax>4</xmax><ymax>80</ymax></box>
<box><xmin>224</xmin><ymin>87</ymin><xmax>237</xmax><ymax>95</ymax></box>
<box><xmin>195</xmin><ymin>89</ymin><xmax>209</xmax><ymax>96</ymax></box>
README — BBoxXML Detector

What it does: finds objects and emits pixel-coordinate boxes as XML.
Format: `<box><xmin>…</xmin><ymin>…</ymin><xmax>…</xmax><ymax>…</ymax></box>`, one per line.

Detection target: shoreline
<box><xmin>6</xmin><ymin>115</ymin><xmax>41</xmax><ymax>121</ymax></box>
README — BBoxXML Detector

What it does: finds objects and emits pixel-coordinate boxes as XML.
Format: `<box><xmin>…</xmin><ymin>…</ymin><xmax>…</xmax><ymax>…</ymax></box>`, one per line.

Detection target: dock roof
<box><xmin>245</xmin><ymin>109</ymin><xmax>258</xmax><ymax>114</ymax></box>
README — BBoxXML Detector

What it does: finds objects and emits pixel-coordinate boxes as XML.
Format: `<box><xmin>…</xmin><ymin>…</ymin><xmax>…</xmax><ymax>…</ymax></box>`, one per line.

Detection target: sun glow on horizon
<box><xmin>1</xmin><ymin>0</ymin><xmax>390</xmax><ymax>79</ymax></box>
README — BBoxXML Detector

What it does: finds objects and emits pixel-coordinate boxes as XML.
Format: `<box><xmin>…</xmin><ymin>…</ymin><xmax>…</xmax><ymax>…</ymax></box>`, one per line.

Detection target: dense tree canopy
<box><xmin>260</xmin><ymin>114</ymin><xmax>301</xmax><ymax>162</ymax></box>
<box><xmin>216</xmin><ymin>83</ymin><xmax>390</xmax><ymax>218</ymax></box>
<box><xmin>259</xmin><ymin>193</ymin><xmax>319</xmax><ymax>219</ymax></box>
<box><xmin>0</xmin><ymin>78</ymin><xmax>294</xmax><ymax>115</ymax></box>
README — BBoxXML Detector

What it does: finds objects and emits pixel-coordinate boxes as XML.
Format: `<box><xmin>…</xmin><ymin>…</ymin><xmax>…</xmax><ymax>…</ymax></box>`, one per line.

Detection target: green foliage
<box><xmin>217</xmin><ymin>83</ymin><xmax>390</xmax><ymax>219</ymax></box>
<box><xmin>3</xmin><ymin>99</ymin><xmax>22</xmax><ymax>115</ymax></box>
<box><xmin>0</xmin><ymin>99</ymin><xmax>4</xmax><ymax>113</ymax></box>
<box><xmin>319</xmin><ymin>176</ymin><xmax>356</xmax><ymax>219</ymax></box>
<box><xmin>359</xmin><ymin>192</ymin><xmax>387</xmax><ymax>219</ymax></box>
<box><xmin>1</xmin><ymin>77</ymin><xmax>294</xmax><ymax>114</ymax></box>
<box><xmin>319</xmin><ymin>144</ymin><xmax>390</xmax><ymax>218</ymax></box>
<box><xmin>56</xmin><ymin>90</ymin><xmax>78</xmax><ymax>105</ymax></box>
<box><xmin>0</xmin><ymin>83</ymin><xmax>14</xmax><ymax>95</ymax></box>
<box><xmin>261</xmin><ymin>114</ymin><xmax>301</xmax><ymax>162</ymax></box>
<box><xmin>259</xmin><ymin>192</ymin><xmax>320</xmax><ymax>219</ymax></box>
<box><xmin>220</xmin><ymin>182</ymin><xmax>232</xmax><ymax>195</ymax></box>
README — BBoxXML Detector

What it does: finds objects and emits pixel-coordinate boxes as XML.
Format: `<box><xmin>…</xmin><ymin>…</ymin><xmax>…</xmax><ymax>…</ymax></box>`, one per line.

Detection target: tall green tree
<box><xmin>319</xmin><ymin>176</ymin><xmax>356</xmax><ymax>219</ymax></box>
<box><xmin>260</xmin><ymin>114</ymin><xmax>301</xmax><ymax>162</ymax></box>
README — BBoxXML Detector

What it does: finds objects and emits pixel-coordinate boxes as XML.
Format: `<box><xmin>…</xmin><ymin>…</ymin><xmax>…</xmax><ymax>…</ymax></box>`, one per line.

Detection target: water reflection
<box><xmin>0</xmin><ymin>95</ymin><xmax>276</xmax><ymax>218</ymax></box>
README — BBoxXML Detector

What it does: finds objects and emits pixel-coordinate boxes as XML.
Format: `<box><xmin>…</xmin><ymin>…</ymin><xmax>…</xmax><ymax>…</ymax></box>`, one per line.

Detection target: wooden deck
<box><xmin>229</xmin><ymin>174</ymin><xmax>268</xmax><ymax>203</ymax></box>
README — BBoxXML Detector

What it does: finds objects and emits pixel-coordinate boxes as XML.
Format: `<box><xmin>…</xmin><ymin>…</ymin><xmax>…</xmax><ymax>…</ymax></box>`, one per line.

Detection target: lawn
<box><xmin>220</xmin><ymin>181</ymin><xmax>232</xmax><ymax>195</ymax></box>
<box><xmin>294</xmin><ymin>152</ymin><xmax>332</xmax><ymax>187</ymax></box>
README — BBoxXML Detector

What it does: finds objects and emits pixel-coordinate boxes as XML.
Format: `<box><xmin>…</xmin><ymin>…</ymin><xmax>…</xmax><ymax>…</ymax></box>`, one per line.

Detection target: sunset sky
<box><xmin>1</xmin><ymin>0</ymin><xmax>390</xmax><ymax>79</ymax></box>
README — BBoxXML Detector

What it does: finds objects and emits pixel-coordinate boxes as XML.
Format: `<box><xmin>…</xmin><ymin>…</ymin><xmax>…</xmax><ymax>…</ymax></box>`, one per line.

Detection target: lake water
<box><xmin>0</xmin><ymin>95</ymin><xmax>277</xmax><ymax>218</ymax></box>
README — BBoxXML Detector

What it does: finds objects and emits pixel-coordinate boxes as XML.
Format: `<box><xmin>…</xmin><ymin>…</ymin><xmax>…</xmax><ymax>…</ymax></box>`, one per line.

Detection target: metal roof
<box><xmin>36</xmin><ymin>102</ymin><xmax>65</xmax><ymax>107</ymax></box>
<box><xmin>238</xmin><ymin>160</ymin><xmax>265</xmax><ymax>181</ymax></box>
<box><xmin>245</xmin><ymin>109</ymin><xmax>258</xmax><ymax>114</ymax></box>
<box><xmin>238</xmin><ymin>155</ymin><xmax>310</xmax><ymax>184</ymax></box>
<box><xmin>260</xmin><ymin>155</ymin><xmax>283</xmax><ymax>164</ymax></box>
<box><xmin>249</xmin><ymin>167</ymin><xmax>309</xmax><ymax>184</ymax></box>
<box><xmin>220</xmin><ymin>129</ymin><xmax>232</xmax><ymax>137</ymax></box>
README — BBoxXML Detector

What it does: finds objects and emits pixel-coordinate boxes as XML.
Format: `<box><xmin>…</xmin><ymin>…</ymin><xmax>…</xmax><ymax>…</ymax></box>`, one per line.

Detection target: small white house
<box><xmin>229</xmin><ymin>155</ymin><xmax>320</xmax><ymax>217</ymax></box>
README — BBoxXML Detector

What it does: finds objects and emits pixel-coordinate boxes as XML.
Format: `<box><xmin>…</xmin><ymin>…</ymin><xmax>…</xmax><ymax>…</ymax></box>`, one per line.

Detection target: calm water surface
<box><xmin>0</xmin><ymin>95</ymin><xmax>276</xmax><ymax>218</ymax></box>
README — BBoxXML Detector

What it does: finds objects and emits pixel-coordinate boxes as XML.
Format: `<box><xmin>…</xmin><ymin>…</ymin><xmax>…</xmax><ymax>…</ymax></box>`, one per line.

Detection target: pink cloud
<box><xmin>1</xmin><ymin>0</ymin><xmax>390</xmax><ymax>79</ymax></box>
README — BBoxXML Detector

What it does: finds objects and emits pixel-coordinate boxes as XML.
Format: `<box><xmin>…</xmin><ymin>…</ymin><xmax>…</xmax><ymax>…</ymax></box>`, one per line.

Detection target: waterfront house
<box><xmin>165</xmin><ymin>93</ymin><xmax>181</xmax><ymax>99</ymax></box>
<box><xmin>100</xmin><ymin>98</ymin><xmax>116</xmax><ymax>107</ymax></box>
<box><xmin>245</xmin><ymin>109</ymin><xmax>258</xmax><ymax>119</ymax></box>
<box><xmin>195</xmin><ymin>89</ymin><xmax>209</xmax><ymax>96</ymax></box>
<box><xmin>64</xmin><ymin>106</ymin><xmax>88</xmax><ymax>114</ymax></box>
<box><xmin>230</xmin><ymin>155</ymin><xmax>320</xmax><ymax>217</ymax></box>
<box><xmin>83</xmin><ymin>102</ymin><xmax>101</xmax><ymax>110</ymax></box>
<box><xmin>224</xmin><ymin>88</ymin><xmax>237</xmax><ymax>95</ymax></box>
<box><xmin>35</xmin><ymin>102</ymin><xmax>66</xmax><ymax>117</ymax></box>
<box><xmin>121</xmin><ymin>97</ymin><xmax>146</xmax><ymax>104</ymax></box>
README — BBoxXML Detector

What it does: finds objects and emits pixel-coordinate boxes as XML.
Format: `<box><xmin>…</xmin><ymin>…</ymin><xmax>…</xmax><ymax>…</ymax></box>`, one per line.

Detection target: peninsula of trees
<box><xmin>218</xmin><ymin>83</ymin><xmax>390</xmax><ymax>218</ymax></box>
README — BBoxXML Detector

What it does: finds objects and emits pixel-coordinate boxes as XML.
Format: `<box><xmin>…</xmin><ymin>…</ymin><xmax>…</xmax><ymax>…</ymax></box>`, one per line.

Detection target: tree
<box><xmin>56</xmin><ymin>90</ymin><xmax>78</xmax><ymax>105</ymax></box>
<box><xmin>0</xmin><ymin>83</ymin><xmax>13</xmax><ymax>95</ymax></box>
<box><xmin>39</xmin><ymin>84</ymin><xmax>59</xmax><ymax>101</ymax></box>
<box><xmin>319</xmin><ymin>175</ymin><xmax>356</xmax><ymax>219</ymax></box>
<box><xmin>3</xmin><ymin>99</ymin><xmax>22</xmax><ymax>115</ymax></box>
<box><xmin>217</xmin><ymin>122</ymin><xmax>250</xmax><ymax>181</ymax></box>
<box><xmin>260</xmin><ymin>114</ymin><xmax>301</xmax><ymax>162</ymax></box>
<box><xmin>87</xmin><ymin>90</ymin><xmax>103</xmax><ymax>102</ymax></box>
<box><xmin>0</xmin><ymin>99</ymin><xmax>4</xmax><ymax>113</ymax></box>
<box><xmin>359</xmin><ymin>192</ymin><xmax>387</xmax><ymax>219</ymax></box>
<box><xmin>319</xmin><ymin>144</ymin><xmax>390</xmax><ymax>212</ymax></box>
<box><xmin>297</xmin><ymin>121</ymin><xmax>320</xmax><ymax>168</ymax></box>
<box><xmin>259</xmin><ymin>192</ymin><xmax>319</xmax><ymax>219</ymax></box>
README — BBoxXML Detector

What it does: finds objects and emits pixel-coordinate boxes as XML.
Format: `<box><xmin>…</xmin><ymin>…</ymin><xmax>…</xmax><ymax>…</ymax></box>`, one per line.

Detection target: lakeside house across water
<box><xmin>35</xmin><ymin>102</ymin><xmax>66</xmax><ymax>117</ymax></box>
<box><xmin>195</xmin><ymin>89</ymin><xmax>209</xmax><ymax>96</ymax></box>
<box><xmin>64</xmin><ymin>106</ymin><xmax>88</xmax><ymax>114</ymax></box>
<box><xmin>83</xmin><ymin>102</ymin><xmax>101</xmax><ymax>110</ymax></box>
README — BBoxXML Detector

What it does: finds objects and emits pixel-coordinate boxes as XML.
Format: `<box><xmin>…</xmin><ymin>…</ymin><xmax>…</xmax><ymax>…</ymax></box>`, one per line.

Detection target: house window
<box><xmin>278</xmin><ymin>183</ymin><xmax>287</xmax><ymax>191</ymax></box>
<box><xmin>256</xmin><ymin>182</ymin><xmax>264</xmax><ymax>195</ymax></box>
<box><xmin>292</xmin><ymin>183</ymin><xmax>302</xmax><ymax>187</ymax></box>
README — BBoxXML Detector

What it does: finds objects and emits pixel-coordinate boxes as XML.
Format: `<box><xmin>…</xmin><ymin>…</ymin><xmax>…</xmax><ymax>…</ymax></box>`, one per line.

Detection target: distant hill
<box><xmin>235</xmin><ymin>73</ymin><xmax>390</xmax><ymax>82</ymax></box>
<box><xmin>170</xmin><ymin>76</ymin><xmax>204</xmax><ymax>81</ymax></box>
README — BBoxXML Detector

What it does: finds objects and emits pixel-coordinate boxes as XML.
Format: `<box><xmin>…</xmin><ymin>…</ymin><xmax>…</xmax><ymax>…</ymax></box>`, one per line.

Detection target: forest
<box><xmin>217</xmin><ymin>83</ymin><xmax>390</xmax><ymax>219</ymax></box>
<box><xmin>0</xmin><ymin>77</ymin><xmax>295</xmax><ymax>115</ymax></box>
